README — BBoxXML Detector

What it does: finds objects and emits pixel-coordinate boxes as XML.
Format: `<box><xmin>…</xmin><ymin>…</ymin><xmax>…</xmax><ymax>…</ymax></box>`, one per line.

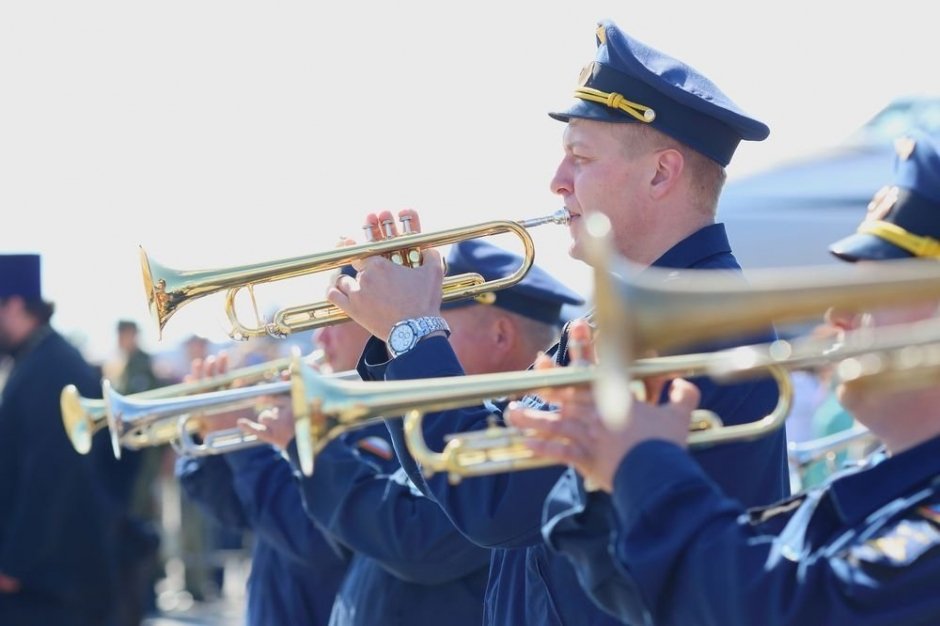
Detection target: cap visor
<box><xmin>548</xmin><ymin>99</ymin><xmax>639</xmax><ymax>124</ymax></box>
<box><xmin>828</xmin><ymin>233</ymin><xmax>913</xmax><ymax>262</ymax></box>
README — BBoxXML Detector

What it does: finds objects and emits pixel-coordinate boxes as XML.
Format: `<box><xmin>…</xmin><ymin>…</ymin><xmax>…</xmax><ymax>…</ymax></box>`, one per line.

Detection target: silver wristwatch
<box><xmin>387</xmin><ymin>316</ymin><xmax>451</xmax><ymax>358</ymax></box>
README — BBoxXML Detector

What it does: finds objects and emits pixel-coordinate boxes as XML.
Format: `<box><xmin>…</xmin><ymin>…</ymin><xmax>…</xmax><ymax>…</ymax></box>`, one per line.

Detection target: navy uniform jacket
<box><xmin>600</xmin><ymin>434</ymin><xmax>940</xmax><ymax>626</ymax></box>
<box><xmin>360</xmin><ymin>224</ymin><xmax>789</xmax><ymax>625</ymax></box>
<box><xmin>0</xmin><ymin>328</ymin><xmax>119</xmax><ymax>626</ymax></box>
<box><xmin>177</xmin><ymin>445</ymin><xmax>349</xmax><ymax>626</ymax></box>
<box><xmin>542</xmin><ymin>223</ymin><xmax>791</xmax><ymax>621</ymax></box>
<box><xmin>283</xmin><ymin>424</ymin><xmax>490</xmax><ymax>626</ymax></box>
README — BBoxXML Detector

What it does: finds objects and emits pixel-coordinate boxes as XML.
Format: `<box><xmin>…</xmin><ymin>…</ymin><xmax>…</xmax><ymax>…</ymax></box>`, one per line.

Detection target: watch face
<box><xmin>389</xmin><ymin>322</ymin><xmax>416</xmax><ymax>354</ymax></box>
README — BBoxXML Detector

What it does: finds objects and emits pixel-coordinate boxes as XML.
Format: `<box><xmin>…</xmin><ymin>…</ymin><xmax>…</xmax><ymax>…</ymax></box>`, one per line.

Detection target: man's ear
<box><xmin>649</xmin><ymin>148</ymin><xmax>684</xmax><ymax>199</ymax></box>
<box><xmin>492</xmin><ymin>314</ymin><xmax>518</xmax><ymax>352</ymax></box>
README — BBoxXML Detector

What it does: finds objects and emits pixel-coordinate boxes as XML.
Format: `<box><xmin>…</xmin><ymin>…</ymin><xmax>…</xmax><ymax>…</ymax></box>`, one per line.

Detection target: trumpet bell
<box><xmin>60</xmin><ymin>385</ymin><xmax>98</xmax><ymax>455</ymax></box>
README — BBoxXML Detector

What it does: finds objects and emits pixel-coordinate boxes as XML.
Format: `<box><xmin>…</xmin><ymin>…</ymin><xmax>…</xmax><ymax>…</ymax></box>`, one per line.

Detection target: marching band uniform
<box><xmin>285</xmin><ymin>428</ymin><xmax>490</xmax><ymax>626</ymax></box>
<box><xmin>359</xmin><ymin>22</ymin><xmax>789</xmax><ymax>624</ymax></box>
<box><xmin>178</xmin><ymin>443</ymin><xmax>350</xmax><ymax>625</ymax></box>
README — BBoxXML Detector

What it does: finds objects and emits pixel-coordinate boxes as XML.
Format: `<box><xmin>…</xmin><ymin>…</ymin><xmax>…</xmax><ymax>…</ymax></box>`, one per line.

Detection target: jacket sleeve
<box><xmin>359</xmin><ymin>335</ymin><xmax>566</xmax><ymax>549</ymax></box>
<box><xmin>175</xmin><ymin>455</ymin><xmax>249</xmax><ymax>530</ymax></box>
<box><xmin>541</xmin><ymin>470</ymin><xmax>644</xmax><ymax>621</ymax></box>
<box><xmin>288</xmin><ymin>435</ymin><xmax>490</xmax><ymax>585</ymax></box>
<box><xmin>223</xmin><ymin>446</ymin><xmax>348</xmax><ymax>566</ymax></box>
<box><xmin>606</xmin><ymin>440</ymin><xmax>940</xmax><ymax>626</ymax></box>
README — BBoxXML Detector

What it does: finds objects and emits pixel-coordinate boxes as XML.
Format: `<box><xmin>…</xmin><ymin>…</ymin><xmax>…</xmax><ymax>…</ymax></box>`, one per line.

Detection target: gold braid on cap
<box><xmin>856</xmin><ymin>220</ymin><xmax>940</xmax><ymax>258</ymax></box>
<box><xmin>573</xmin><ymin>86</ymin><xmax>656</xmax><ymax>123</ymax></box>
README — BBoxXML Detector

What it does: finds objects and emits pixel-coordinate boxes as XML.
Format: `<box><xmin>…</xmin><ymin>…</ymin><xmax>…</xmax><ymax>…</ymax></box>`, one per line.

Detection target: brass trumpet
<box><xmin>60</xmin><ymin>350</ymin><xmax>341</xmax><ymax>458</ymax></box>
<box><xmin>292</xmin><ymin>354</ymin><xmax>793</xmax><ymax>482</ymax></box>
<box><xmin>141</xmin><ymin>210</ymin><xmax>570</xmax><ymax>340</ymax></box>
<box><xmin>97</xmin><ymin>377</ymin><xmax>291</xmax><ymax>461</ymax></box>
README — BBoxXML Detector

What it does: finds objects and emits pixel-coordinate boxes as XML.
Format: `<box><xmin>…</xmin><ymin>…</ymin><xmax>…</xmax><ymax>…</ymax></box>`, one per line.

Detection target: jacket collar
<box><xmin>827</xmin><ymin>433</ymin><xmax>940</xmax><ymax>525</ymax></box>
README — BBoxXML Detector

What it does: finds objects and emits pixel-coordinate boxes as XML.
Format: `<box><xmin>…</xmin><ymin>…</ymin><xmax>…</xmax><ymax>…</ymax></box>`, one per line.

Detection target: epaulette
<box><xmin>746</xmin><ymin>492</ymin><xmax>807</xmax><ymax>525</ymax></box>
<box><xmin>854</xmin><ymin>515</ymin><xmax>940</xmax><ymax>567</ymax></box>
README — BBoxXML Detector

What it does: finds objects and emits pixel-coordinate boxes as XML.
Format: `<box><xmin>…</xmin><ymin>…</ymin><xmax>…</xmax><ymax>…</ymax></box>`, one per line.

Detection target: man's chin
<box><xmin>567</xmin><ymin>239</ymin><xmax>583</xmax><ymax>261</ymax></box>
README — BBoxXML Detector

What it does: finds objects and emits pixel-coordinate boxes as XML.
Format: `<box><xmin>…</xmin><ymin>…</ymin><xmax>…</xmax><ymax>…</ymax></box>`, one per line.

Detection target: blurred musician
<box><xmin>240</xmin><ymin>240</ymin><xmax>583</xmax><ymax>626</ymax></box>
<box><xmin>174</xmin><ymin>266</ymin><xmax>368</xmax><ymax>626</ymax></box>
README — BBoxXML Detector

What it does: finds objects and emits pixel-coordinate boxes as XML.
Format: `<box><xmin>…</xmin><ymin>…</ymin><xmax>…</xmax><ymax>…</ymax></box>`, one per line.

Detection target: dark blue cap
<box><xmin>829</xmin><ymin>129</ymin><xmax>940</xmax><ymax>262</ymax></box>
<box><xmin>0</xmin><ymin>254</ymin><xmax>42</xmax><ymax>301</ymax></box>
<box><xmin>442</xmin><ymin>240</ymin><xmax>584</xmax><ymax>326</ymax></box>
<box><xmin>549</xmin><ymin>21</ymin><xmax>770</xmax><ymax>166</ymax></box>
<box><xmin>339</xmin><ymin>264</ymin><xmax>358</xmax><ymax>279</ymax></box>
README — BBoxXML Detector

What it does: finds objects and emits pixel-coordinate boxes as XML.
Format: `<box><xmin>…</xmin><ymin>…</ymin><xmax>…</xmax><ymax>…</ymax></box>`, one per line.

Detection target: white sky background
<box><xmin>1</xmin><ymin>0</ymin><xmax>936</xmax><ymax>362</ymax></box>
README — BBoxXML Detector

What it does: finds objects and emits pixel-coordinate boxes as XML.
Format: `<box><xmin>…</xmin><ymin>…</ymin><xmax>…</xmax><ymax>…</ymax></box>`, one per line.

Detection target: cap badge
<box><xmin>577</xmin><ymin>62</ymin><xmax>595</xmax><ymax>88</ymax></box>
<box><xmin>895</xmin><ymin>136</ymin><xmax>916</xmax><ymax>161</ymax></box>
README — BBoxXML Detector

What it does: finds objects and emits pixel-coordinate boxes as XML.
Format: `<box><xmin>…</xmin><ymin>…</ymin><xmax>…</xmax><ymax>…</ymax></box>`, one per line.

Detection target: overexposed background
<box><xmin>2</xmin><ymin>0</ymin><xmax>936</xmax><ymax>361</ymax></box>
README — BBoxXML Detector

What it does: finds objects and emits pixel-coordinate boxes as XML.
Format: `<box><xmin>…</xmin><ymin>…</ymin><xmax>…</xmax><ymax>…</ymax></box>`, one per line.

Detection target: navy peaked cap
<box><xmin>442</xmin><ymin>240</ymin><xmax>584</xmax><ymax>326</ymax></box>
<box><xmin>549</xmin><ymin>20</ymin><xmax>770</xmax><ymax>166</ymax></box>
<box><xmin>0</xmin><ymin>254</ymin><xmax>42</xmax><ymax>301</ymax></box>
<box><xmin>830</xmin><ymin>129</ymin><xmax>940</xmax><ymax>262</ymax></box>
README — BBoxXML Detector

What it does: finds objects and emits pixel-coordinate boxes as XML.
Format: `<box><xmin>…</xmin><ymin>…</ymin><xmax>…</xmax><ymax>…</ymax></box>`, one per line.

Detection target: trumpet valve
<box><xmin>399</xmin><ymin>214</ymin><xmax>414</xmax><ymax>234</ymax></box>
<box><xmin>381</xmin><ymin>217</ymin><xmax>396</xmax><ymax>239</ymax></box>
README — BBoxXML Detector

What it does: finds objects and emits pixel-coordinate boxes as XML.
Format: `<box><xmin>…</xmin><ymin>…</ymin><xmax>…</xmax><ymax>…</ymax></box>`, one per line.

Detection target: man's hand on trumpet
<box><xmin>184</xmin><ymin>351</ymin><xmax>246</xmax><ymax>440</ymax></box>
<box><xmin>506</xmin><ymin>320</ymin><xmax>701</xmax><ymax>493</ymax></box>
<box><xmin>327</xmin><ymin>209</ymin><xmax>446</xmax><ymax>343</ymax></box>
<box><xmin>184</xmin><ymin>351</ymin><xmax>294</xmax><ymax>451</ymax></box>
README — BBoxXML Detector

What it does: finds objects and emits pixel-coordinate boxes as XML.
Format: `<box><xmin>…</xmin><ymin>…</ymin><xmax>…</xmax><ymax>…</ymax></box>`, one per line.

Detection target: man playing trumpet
<box><xmin>513</xmin><ymin>129</ymin><xmax>940</xmax><ymax>625</ymax></box>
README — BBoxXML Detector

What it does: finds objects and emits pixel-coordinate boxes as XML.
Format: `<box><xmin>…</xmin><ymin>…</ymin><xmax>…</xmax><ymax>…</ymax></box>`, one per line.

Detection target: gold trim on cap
<box><xmin>857</xmin><ymin>220</ymin><xmax>940</xmax><ymax>258</ymax></box>
<box><xmin>573</xmin><ymin>86</ymin><xmax>656</xmax><ymax>123</ymax></box>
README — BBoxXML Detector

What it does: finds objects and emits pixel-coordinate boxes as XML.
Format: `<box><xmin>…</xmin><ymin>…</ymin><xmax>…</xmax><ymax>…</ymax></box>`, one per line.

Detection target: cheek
<box><xmin>578</xmin><ymin>166</ymin><xmax>632</xmax><ymax>213</ymax></box>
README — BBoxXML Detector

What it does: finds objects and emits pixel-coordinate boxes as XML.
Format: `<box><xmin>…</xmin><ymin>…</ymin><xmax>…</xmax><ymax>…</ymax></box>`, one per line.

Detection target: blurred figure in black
<box><xmin>0</xmin><ymin>254</ymin><xmax>120</xmax><ymax>626</ymax></box>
